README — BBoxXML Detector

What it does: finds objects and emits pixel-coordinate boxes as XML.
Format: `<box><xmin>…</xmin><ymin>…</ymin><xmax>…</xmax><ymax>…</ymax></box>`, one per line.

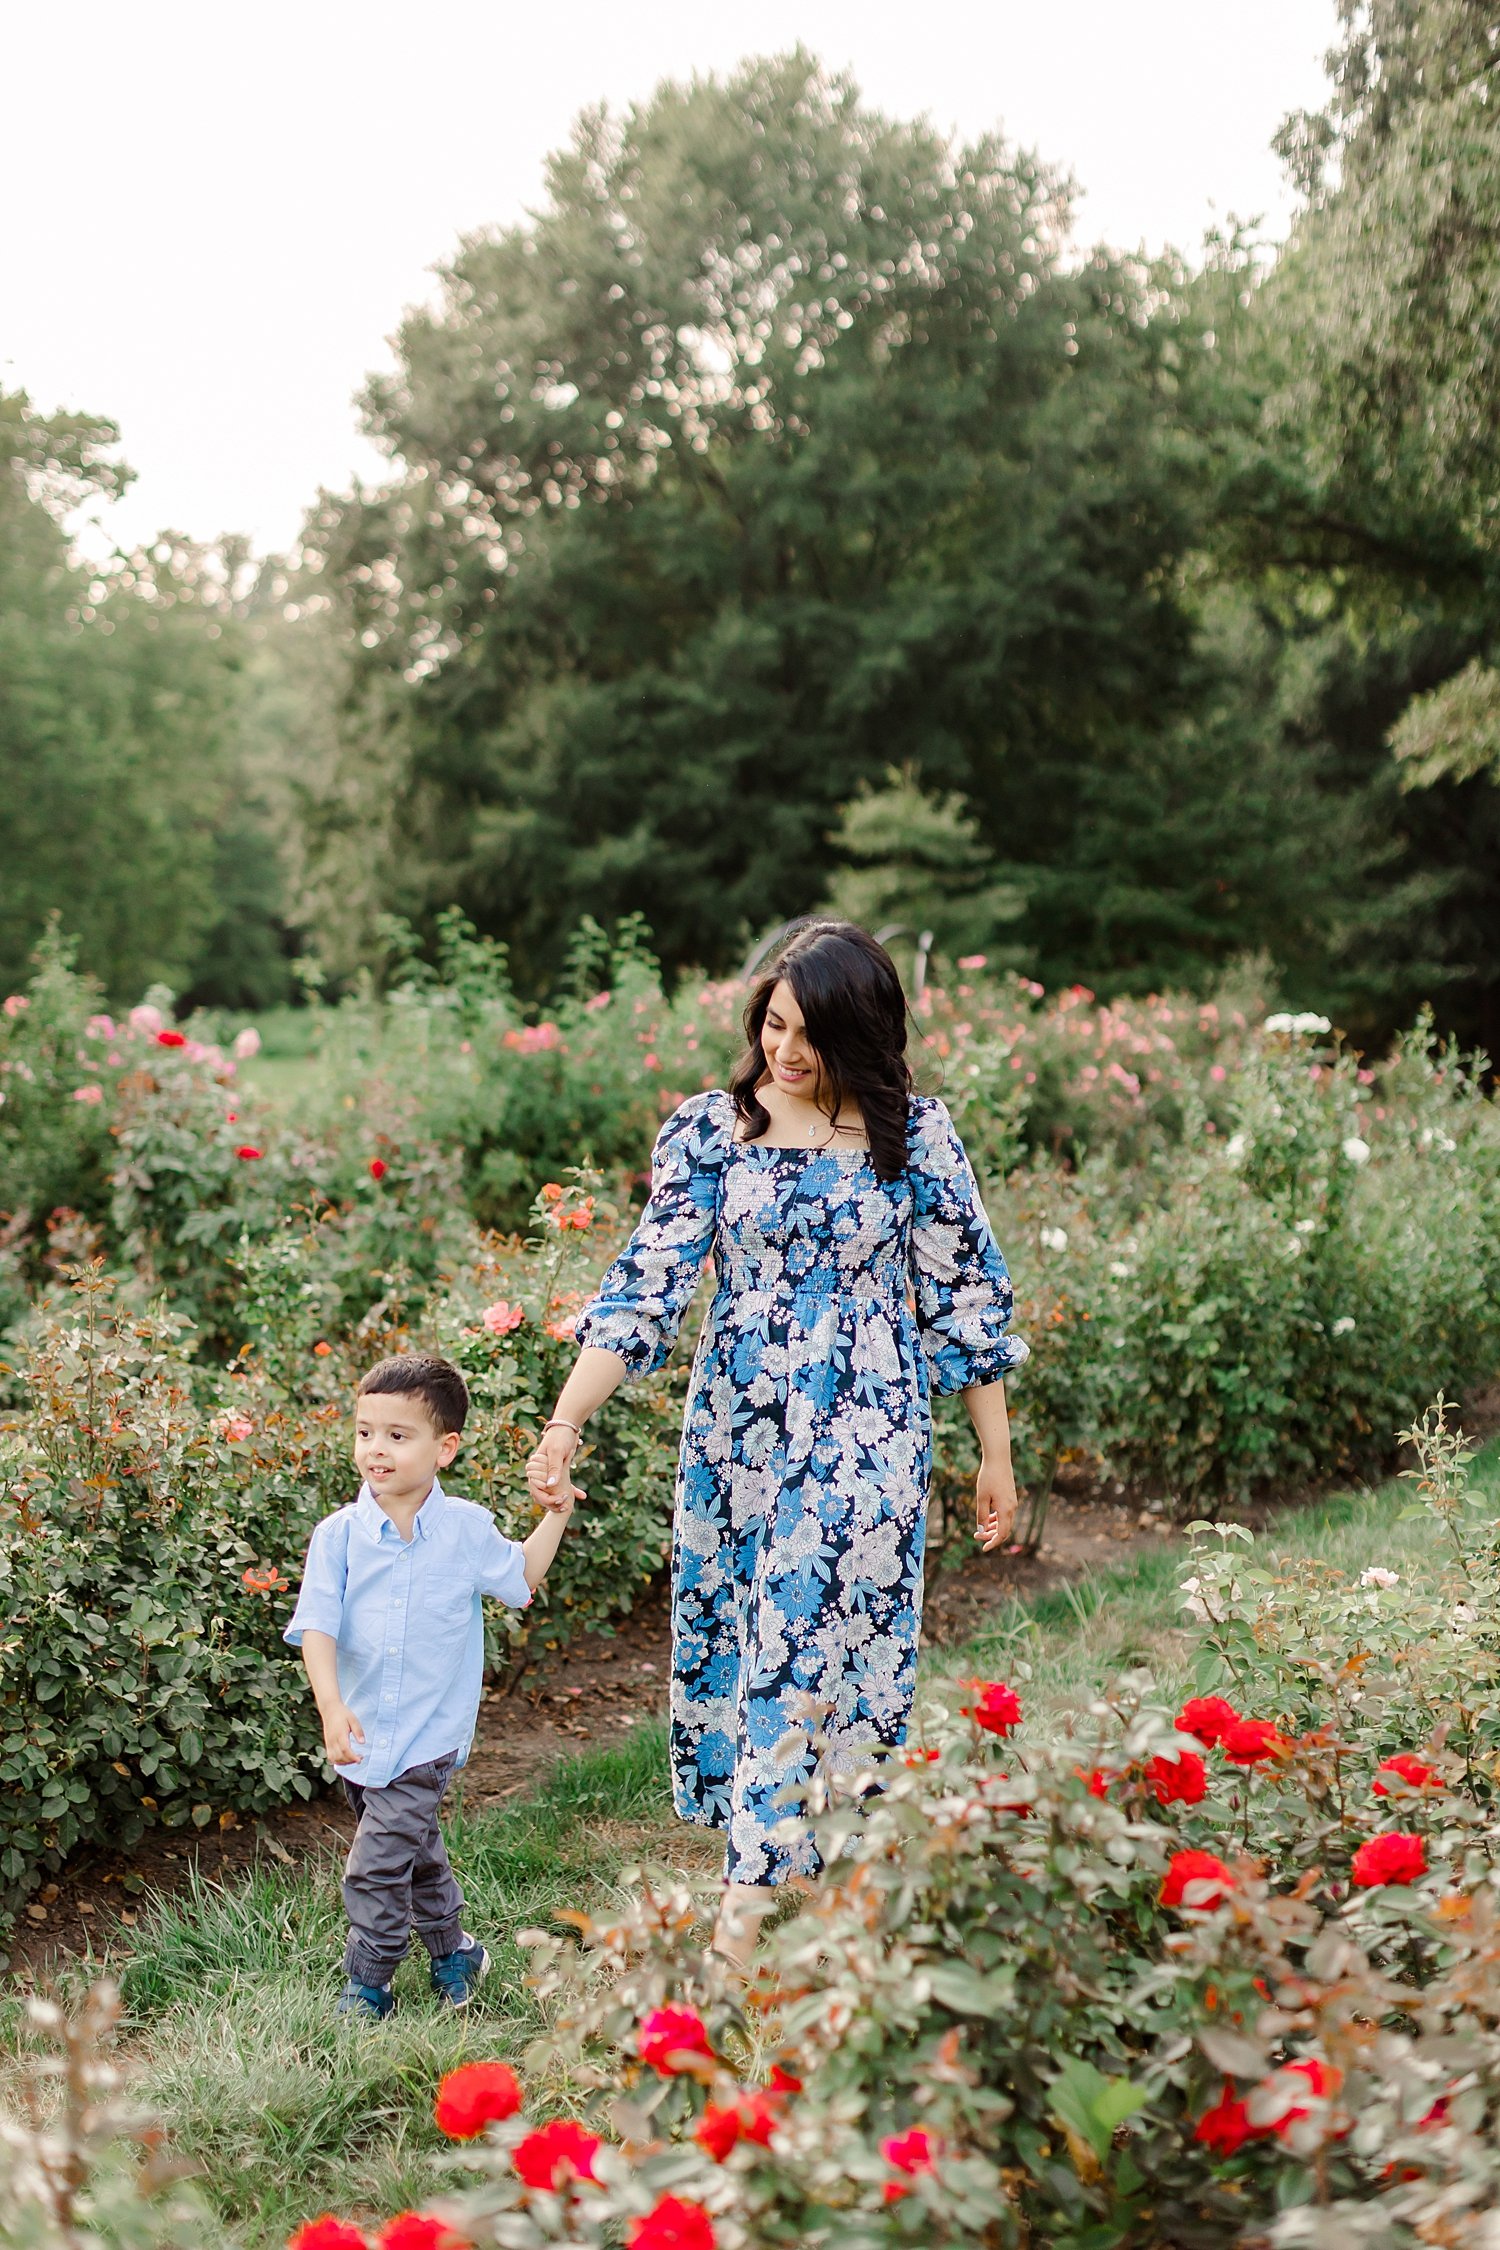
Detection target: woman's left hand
<box><xmin>974</xmin><ymin>1457</ymin><xmax>1019</xmax><ymax>1552</ymax></box>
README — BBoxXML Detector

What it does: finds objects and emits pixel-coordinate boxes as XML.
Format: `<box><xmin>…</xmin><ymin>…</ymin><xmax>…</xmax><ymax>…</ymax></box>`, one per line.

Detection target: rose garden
<box><xmin>2</xmin><ymin>921</ymin><xmax>1500</xmax><ymax>2249</ymax></box>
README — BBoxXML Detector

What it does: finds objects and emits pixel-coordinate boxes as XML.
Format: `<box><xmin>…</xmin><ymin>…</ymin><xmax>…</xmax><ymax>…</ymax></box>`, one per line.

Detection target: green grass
<box><xmin>6</xmin><ymin>1441</ymin><xmax>1497</xmax><ymax>2243</ymax></box>
<box><xmin>2</xmin><ymin>1726</ymin><xmax>682</xmax><ymax>2241</ymax></box>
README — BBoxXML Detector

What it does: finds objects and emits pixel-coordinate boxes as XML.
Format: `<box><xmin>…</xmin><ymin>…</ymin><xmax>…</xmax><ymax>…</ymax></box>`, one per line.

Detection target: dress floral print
<box><xmin>576</xmin><ymin>1089</ymin><xmax>1028</xmax><ymax>1885</ymax></box>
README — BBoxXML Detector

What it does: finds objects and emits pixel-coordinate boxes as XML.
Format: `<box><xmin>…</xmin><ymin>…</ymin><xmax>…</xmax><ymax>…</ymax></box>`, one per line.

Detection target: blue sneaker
<box><xmin>337</xmin><ymin>1976</ymin><xmax>395</xmax><ymax>2022</ymax></box>
<box><xmin>429</xmin><ymin>1936</ymin><xmax>490</xmax><ymax>2008</ymax></box>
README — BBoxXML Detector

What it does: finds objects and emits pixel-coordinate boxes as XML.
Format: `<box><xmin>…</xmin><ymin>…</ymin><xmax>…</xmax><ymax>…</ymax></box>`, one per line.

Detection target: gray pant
<box><xmin>340</xmin><ymin>1753</ymin><xmax>466</xmax><ymax>1985</ymax></box>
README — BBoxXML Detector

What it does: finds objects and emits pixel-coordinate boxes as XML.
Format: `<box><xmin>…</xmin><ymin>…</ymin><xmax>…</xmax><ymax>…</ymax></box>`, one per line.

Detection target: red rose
<box><xmin>1221</xmin><ymin>1718</ymin><xmax>1286</xmax><ymax>1766</ymax></box>
<box><xmin>1147</xmin><ymin>1750</ymin><xmax>1208</xmax><ymax>1806</ymax></box>
<box><xmin>638</xmin><ymin>2004</ymin><xmax>713</xmax><ymax>2074</ymax></box>
<box><xmin>1265</xmin><ymin>2057</ymin><xmax>1343</xmax><ymax>2139</ymax></box>
<box><xmin>694</xmin><ymin>2102</ymin><xmax>742</xmax><ymax>2163</ymax></box>
<box><xmin>1351</xmin><ymin>1831</ymin><xmax>1427</xmax><ymax>1888</ymax></box>
<box><xmin>1374</xmin><ymin>1754</ymin><xmax>1440</xmax><ymax>1796</ymax></box>
<box><xmin>960</xmin><ymin>1679</ymin><xmax>1022</xmax><ymax>1735</ymax></box>
<box><xmin>369</xmin><ymin>1158</ymin><xmax>388</xmax><ymax>1181</ymax></box>
<box><xmin>881</xmin><ymin>2126</ymin><xmax>938</xmax><ymax>2203</ymax></box>
<box><xmin>626</xmin><ymin>2196</ymin><xmax>716</xmax><ymax>2250</ymax></box>
<box><xmin>695</xmin><ymin>2089</ymin><xmax>780</xmax><ymax>2160</ymax></box>
<box><xmin>1176</xmin><ymin>1695</ymin><xmax>1241</xmax><ymax>1748</ymax></box>
<box><xmin>433</xmin><ymin>2060</ymin><xmax>522</xmax><ymax>2139</ymax></box>
<box><xmin>512</xmin><ymin>2118</ymin><xmax>601</xmax><ymax>2190</ymax></box>
<box><xmin>375</xmin><ymin>2218</ymin><xmax>467</xmax><ymax>2250</ymax></box>
<box><xmin>766</xmin><ymin>2063</ymin><xmax>802</xmax><ymax>2095</ymax></box>
<box><xmin>1076</xmin><ymin>1766</ymin><xmax>1112</xmax><ymax>1799</ymax></box>
<box><xmin>313</xmin><ymin>1340</ymin><xmax>333</xmax><ymax>1357</ymax></box>
<box><xmin>288</xmin><ymin>2221</ymin><xmax>369</xmax><ymax>2250</ymax></box>
<box><xmin>235</xmin><ymin>1145</ymin><xmax>263</xmax><ymax>1161</ymax></box>
<box><xmin>1160</xmin><ymin>1850</ymin><xmax>1236</xmax><ymax>1910</ymax></box>
<box><xmin>1194</xmin><ymin>2085</ymin><xmax>1259</xmax><ymax>2157</ymax></box>
<box><xmin>156</xmin><ymin>1029</ymin><xmax>188</xmax><ymax>1048</ymax></box>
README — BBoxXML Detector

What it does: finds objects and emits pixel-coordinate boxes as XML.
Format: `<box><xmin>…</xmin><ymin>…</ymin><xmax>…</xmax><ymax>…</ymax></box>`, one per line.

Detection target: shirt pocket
<box><xmin>425</xmin><ymin>1583</ymin><xmax>478</xmax><ymax>1636</ymax></box>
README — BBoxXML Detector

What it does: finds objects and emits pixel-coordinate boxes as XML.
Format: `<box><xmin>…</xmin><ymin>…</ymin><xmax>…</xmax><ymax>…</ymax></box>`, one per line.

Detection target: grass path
<box><xmin>5</xmin><ymin>1445</ymin><xmax>1495</xmax><ymax>2244</ymax></box>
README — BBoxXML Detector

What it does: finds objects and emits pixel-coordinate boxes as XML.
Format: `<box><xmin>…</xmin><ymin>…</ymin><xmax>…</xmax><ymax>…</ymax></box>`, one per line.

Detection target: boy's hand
<box><xmin>527</xmin><ymin>1427</ymin><xmax>584</xmax><ymax>1513</ymax></box>
<box><xmin>322</xmin><ymin>1703</ymin><xmax>365</xmax><ymax>1768</ymax></box>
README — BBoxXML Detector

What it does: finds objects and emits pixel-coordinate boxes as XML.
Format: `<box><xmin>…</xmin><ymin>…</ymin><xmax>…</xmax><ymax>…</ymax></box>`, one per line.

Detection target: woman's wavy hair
<box><xmin>728</xmin><ymin>919</ymin><xmax>914</xmax><ymax>1181</ymax></box>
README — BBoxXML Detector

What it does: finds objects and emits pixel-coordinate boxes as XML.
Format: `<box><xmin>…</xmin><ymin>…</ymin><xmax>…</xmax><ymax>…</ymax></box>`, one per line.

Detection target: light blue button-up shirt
<box><xmin>283</xmin><ymin>1479</ymin><xmax>530</xmax><ymax>1790</ymax></box>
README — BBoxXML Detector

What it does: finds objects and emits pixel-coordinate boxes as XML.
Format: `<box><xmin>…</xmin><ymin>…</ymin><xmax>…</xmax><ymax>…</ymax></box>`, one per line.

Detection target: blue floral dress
<box><xmin>576</xmin><ymin>1089</ymin><xmax>1028</xmax><ymax>1885</ymax></box>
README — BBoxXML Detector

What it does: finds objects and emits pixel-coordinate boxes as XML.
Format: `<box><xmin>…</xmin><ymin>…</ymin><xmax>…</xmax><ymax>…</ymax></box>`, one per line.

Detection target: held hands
<box><xmin>974</xmin><ymin>1458</ymin><xmax>1020</xmax><ymax>1553</ymax></box>
<box><xmin>322</xmin><ymin>1702</ymin><xmax>365</xmax><ymax>1768</ymax></box>
<box><xmin>526</xmin><ymin>1425</ymin><xmax>586</xmax><ymax>1514</ymax></box>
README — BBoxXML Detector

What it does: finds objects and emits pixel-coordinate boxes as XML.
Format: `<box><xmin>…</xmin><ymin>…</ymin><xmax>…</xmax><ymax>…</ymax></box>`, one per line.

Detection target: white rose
<box><xmin>1225</xmin><ymin>1132</ymin><xmax>1248</xmax><ymax>1162</ymax></box>
<box><xmin>1039</xmin><ymin>1226</ymin><xmax>1068</xmax><ymax>1252</ymax></box>
<box><xmin>1341</xmin><ymin>1136</ymin><xmax>1371</xmax><ymax>1165</ymax></box>
<box><xmin>1332</xmin><ymin>1315</ymin><xmax>1356</xmax><ymax>1336</ymax></box>
<box><xmin>1109</xmin><ymin>1260</ymin><xmax>1133</xmax><ymax>1279</ymax></box>
<box><xmin>1359</xmin><ymin>1567</ymin><xmax>1399</xmax><ymax>1589</ymax></box>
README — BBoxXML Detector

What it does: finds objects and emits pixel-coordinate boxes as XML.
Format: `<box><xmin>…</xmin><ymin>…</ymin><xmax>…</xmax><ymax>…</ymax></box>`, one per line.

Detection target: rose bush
<box><xmin>0</xmin><ymin>1184</ymin><xmax>682</xmax><ymax>1943</ymax></box>
<box><xmin>14</xmin><ymin>1419</ymin><xmax>1500</xmax><ymax>2247</ymax></box>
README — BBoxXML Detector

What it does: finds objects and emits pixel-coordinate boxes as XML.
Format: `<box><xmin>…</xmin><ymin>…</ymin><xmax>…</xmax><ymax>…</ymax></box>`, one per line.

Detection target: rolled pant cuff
<box><xmin>417</xmin><ymin>1918</ymin><xmax>465</xmax><ymax>1960</ymax></box>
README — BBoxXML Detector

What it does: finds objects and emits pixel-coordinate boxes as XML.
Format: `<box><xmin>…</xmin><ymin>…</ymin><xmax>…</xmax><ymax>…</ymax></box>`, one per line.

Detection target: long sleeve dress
<box><xmin>575</xmin><ymin>1088</ymin><xmax>1028</xmax><ymax>1886</ymax></box>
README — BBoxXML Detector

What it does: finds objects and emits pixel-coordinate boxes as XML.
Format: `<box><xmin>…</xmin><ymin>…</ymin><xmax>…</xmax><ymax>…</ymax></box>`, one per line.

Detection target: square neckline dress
<box><xmin>575</xmin><ymin>1087</ymin><xmax>1028</xmax><ymax>1885</ymax></box>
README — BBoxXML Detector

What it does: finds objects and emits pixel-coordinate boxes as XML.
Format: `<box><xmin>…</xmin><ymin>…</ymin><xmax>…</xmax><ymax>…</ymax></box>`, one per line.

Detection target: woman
<box><xmin>527</xmin><ymin>919</ymin><xmax>1027</xmax><ymax>1964</ymax></box>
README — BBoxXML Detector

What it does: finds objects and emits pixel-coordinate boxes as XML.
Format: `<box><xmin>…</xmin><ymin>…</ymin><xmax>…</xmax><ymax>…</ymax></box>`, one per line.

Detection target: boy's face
<box><xmin>354</xmin><ymin>1390</ymin><xmax>461</xmax><ymax>1510</ymax></box>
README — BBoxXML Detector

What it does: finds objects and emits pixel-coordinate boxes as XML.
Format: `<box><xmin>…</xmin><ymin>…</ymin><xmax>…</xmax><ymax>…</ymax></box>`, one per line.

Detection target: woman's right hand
<box><xmin>526</xmin><ymin>1425</ymin><xmax>585</xmax><ymax>1512</ymax></box>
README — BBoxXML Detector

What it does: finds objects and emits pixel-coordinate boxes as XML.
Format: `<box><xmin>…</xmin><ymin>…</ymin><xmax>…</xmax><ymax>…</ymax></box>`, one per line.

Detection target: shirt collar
<box><xmin>353</xmin><ymin>1477</ymin><xmax>450</xmax><ymax>1543</ymax></box>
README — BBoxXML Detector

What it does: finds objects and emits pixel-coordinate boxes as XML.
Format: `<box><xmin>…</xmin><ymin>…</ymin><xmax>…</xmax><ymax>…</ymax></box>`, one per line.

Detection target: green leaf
<box><xmin>1049</xmin><ymin>2057</ymin><xmax>1148</xmax><ymax>2163</ymax></box>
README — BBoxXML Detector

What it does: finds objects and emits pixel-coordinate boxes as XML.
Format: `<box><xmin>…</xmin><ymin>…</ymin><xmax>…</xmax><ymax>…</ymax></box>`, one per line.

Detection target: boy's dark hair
<box><xmin>358</xmin><ymin>1354</ymin><xmax>469</xmax><ymax>1435</ymax></box>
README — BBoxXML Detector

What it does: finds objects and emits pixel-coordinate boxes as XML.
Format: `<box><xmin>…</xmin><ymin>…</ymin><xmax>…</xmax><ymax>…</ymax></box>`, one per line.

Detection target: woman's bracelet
<box><xmin>544</xmin><ymin>1417</ymin><xmax>584</xmax><ymax>1440</ymax></box>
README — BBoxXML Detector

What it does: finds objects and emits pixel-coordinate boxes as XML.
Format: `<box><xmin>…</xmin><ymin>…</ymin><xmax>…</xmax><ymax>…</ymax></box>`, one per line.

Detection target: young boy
<box><xmin>284</xmin><ymin>1352</ymin><xmax>574</xmax><ymax>2021</ymax></box>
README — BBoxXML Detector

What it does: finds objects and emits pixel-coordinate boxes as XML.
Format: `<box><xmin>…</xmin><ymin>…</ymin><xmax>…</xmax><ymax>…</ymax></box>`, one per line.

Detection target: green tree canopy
<box><xmin>301</xmin><ymin>53</ymin><xmax>1269</xmax><ymax>989</ymax></box>
<box><xmin>0</xmin><ymin>390</ymin><xmax>291</xmax><ymax>1008</ymax></box>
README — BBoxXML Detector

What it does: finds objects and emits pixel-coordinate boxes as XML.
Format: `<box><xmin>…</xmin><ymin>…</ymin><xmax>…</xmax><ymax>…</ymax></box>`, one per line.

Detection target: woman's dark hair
<box><xmin>729</xmin><ymin>920</ymin><xmax>913</xmax><ymax>1180</ymax></box>
<box><xmin>358</xmin><ymin>1353</ymin><xmax>469</xmax><ymax>1435</ymax></box>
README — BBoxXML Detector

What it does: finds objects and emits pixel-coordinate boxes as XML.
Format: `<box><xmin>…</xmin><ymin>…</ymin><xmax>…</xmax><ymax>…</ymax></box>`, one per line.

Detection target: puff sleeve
<box><xmin>573</xmin><ymin>1092</ymin><xmax>728</xmax><ymax>1379</ymax></box>
<box><xmin>907</xmin><ymin>1097</ymin><xmax>1029</xmax><ymax>1396</ymax></box>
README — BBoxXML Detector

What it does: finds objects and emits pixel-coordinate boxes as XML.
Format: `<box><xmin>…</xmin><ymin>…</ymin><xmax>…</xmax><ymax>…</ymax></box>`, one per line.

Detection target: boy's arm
<box><xmin>299</xmin><ymin>1631</ymin><xmax>366</xmax><ymax>1768</ymax></box>
<box><xmin>521</xmin><ymin>1494</ymin><xmax>574</xmax><ymax>1591</ymax></box>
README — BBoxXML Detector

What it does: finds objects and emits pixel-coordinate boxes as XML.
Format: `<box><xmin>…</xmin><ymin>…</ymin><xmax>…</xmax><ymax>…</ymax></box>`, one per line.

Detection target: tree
<box><xmin>300</xmin><ymin>54</ymin><xmax>1220</xmax><ymax>986</ymax></box>
<box><xmin>0</xmin><ymin>390</ymin><xmax>291</xmax><ymax>1007</ymax></box>
<box><xmin>1227</xmin><ymin>0</ymin><xmax>1500</xmax><ymax>1050</ymax></box>
<box><xmin>821</xmin><ymin>770</ymin><xmax>1024</xmax><ymax>963</ymax></box>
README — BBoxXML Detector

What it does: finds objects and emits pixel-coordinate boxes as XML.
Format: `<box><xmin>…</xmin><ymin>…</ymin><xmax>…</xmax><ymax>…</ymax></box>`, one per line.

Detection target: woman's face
<box><xmin>760</xmin><ymin>978</ymin><xmax>822</xmax><ymax>1100</ymax></box>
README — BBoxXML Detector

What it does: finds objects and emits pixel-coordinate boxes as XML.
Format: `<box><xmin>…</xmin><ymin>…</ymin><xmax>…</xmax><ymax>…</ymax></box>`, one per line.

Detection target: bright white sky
<box><xmin>2</xmin><ymin>0</ymin><xmax>1338</xmax><ymax>559</ymax></box>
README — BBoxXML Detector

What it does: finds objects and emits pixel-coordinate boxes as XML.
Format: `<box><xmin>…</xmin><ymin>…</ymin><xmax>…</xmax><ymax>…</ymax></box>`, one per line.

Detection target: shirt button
<box><xmin>387</xmin><ymin>1647</ymin><xmax>397</xmax><ymax>1654</ymax></box>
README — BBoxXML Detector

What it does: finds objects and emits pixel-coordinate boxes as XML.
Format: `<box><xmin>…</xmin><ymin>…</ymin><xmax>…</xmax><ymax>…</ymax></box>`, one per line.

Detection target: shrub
<box><xmin>389</xmin><ymin>1408</ymin><xmax>1500</xmax><ymax>2250</ymax></box>
<box><xmin>0</xmin><ymin>1178</ymin><xmax>684</xmax><ymax>1938</ymax></box>
<box><xmin>0</xmin><ymin>1268</ymin><xmax>330</xmax><ymax>1935</ymax></box>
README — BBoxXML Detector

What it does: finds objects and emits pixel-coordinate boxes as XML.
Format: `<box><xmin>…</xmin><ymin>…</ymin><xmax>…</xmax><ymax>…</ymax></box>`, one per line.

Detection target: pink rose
<box><xmin>482</xmin><ymin>1300</ymin><xmax>525</xmax><ymax>1335</ymax></box>
<box><xmin>233</xmin><ymin>1027</ymin><xmax>262</xmax><ymax>1059</ymax></box>
<box><xmin>72</xmin><ymin>1084</ymin><xmax>105</xmax><ymax>1104</ymax></box>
